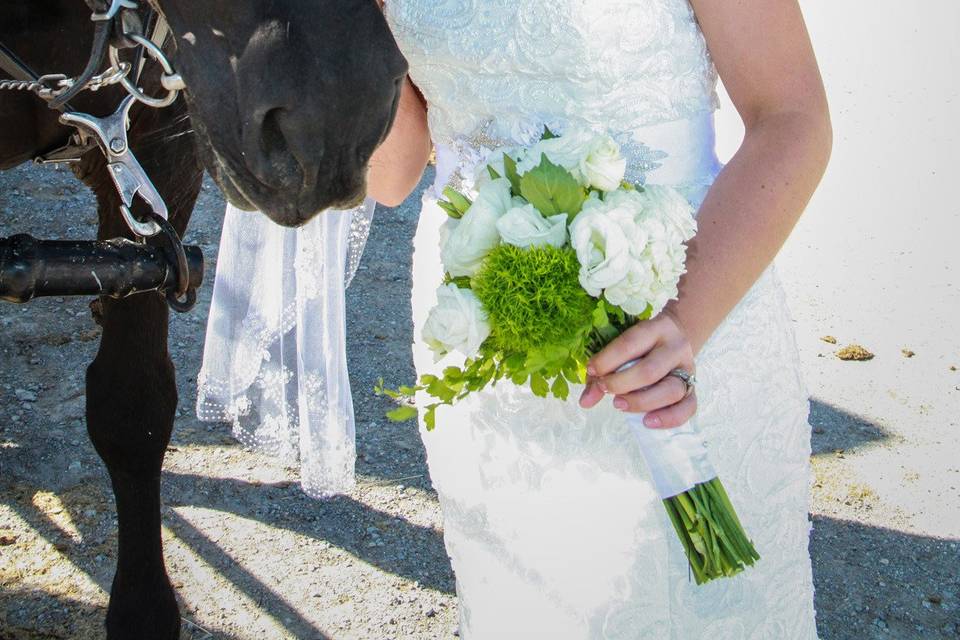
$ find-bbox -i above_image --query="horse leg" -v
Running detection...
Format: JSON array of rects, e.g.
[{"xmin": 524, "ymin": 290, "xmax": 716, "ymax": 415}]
[{"xmin": 74, "ymin": 102, "xmax": 202, "ymax": 640}]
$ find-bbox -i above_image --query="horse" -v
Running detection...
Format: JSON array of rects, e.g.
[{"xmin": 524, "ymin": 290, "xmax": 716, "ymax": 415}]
[{"xmin": 0, "ymin": 1, "xmax": 406, "ymax": 638}]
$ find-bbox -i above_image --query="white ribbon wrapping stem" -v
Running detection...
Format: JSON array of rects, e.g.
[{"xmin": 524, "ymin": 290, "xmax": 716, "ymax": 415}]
[{"xmin": 617, "ymin": 360, "xmax": 717, "ymax": 498}]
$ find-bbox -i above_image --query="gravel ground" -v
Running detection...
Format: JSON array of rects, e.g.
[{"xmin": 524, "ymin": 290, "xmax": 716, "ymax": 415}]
[{"xmin": 1, "ymin": 158, "xmax": 958, "ymax": 639}]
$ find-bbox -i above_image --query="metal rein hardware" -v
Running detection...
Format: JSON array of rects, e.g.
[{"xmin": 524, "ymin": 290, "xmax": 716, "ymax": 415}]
[{"xmin": 0, "ymin": 0, "xmax": 198, "ymax": 311}]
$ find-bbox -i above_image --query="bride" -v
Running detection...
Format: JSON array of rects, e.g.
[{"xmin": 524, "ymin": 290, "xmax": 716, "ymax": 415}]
[{"xmin": 378, "ymin": 0, "xmax": 831, "ymax": 637}]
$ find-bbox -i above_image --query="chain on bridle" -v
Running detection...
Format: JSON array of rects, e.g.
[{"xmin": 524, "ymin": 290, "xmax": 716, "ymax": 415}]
[{"xmin": 0, "ymin": 0, "xmax": 196, "ymax": 312}]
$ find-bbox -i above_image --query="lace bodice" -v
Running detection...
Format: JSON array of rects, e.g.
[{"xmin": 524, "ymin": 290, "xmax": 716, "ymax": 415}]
[{"xmin": 386, "ymin": 0, "xmax": 719, "ymax": 148}]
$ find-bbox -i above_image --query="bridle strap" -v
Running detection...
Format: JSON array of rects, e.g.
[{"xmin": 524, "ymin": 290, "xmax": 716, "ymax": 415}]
[{"xmin": 0, "ymin": 40, "xmax": 37, "ymax": 83}]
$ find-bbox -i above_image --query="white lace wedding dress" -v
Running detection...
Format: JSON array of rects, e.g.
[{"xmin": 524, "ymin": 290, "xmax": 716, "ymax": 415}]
[{"xmin": 386, "ymin": 1, "xmax": 818, "ymax": 638}]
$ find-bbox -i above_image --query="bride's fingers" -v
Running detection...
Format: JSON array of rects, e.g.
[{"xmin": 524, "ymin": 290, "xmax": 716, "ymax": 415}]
[
  {"xmin": 598, "ymin": 343, "xmax": 679, "ymax": 396},
  {"xmin": 587, "ymin": 320, "xmax": 660, "ymax": 377},
  {"xmin": 612, "ymin": 375, "xmax": 687, "ymax": 413},
  {"xmin": 643, "ymin": 392, "xmax": 698, "ymax": 429},
  {"xmin": 579, "ymin": 379, "xmax": 605, "ymax": 408}
]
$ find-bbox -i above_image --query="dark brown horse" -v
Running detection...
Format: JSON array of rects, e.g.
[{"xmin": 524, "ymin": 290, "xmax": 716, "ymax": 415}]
[{"xmin": 0, "ymin": 1, "xmax": 405, "ymax": 637}]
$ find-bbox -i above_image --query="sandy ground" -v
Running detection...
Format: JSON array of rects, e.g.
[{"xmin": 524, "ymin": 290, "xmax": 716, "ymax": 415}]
[{"xmin": 2, "ymin": 2, "xmax": 960, "ymax": 639}]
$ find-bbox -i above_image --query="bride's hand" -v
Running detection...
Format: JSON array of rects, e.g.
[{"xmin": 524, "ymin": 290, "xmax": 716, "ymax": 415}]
[{"xmin": 579, "ymin": 310, "xmax": 697, "ymax": 429}]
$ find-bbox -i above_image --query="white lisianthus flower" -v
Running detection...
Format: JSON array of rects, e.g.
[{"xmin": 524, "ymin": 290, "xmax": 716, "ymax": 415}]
[
  {"xmin": 441, "ymin": 178, "xmax": 513, "ymax": 277},
  {"xmin": 579, "ymin": 134, "xmax": 627, "ymax": 191},
  {"xmin": 588, "ymin": 186, "xmax": 695, "ymax": 315},
  {"xmin": 604, "ymin": 260, "xmax": 657, "ymax": 316},
  {"xmin": 636, "ymin": 184, "xmax": 698, "ymax": 242},
  {"xmin": 569, "ymin": 195, "xmax": 635, "ymax": 296},
  {"xmin": 422, "ymin": 284, "xmax": 491, "ymax": 361},
  {"xmin": 496, "ymin": 204, "xmax": 569, "ymax": 248}
]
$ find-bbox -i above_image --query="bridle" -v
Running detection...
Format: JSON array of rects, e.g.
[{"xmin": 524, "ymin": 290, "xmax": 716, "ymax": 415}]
[{"xmin": 0, "ymin": 0, "xmax": 197, "ymax": 312}]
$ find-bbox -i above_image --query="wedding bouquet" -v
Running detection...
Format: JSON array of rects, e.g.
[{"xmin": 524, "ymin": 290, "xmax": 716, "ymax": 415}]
[{"xmin": 378, "ymin": 128, "xmax": 759, "ymax": 584}]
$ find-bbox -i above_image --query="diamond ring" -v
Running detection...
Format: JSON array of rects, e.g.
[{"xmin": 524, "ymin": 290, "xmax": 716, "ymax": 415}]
[{"xmin": 668, "ymin": 368, "xmax": 696, "ymax": 398}]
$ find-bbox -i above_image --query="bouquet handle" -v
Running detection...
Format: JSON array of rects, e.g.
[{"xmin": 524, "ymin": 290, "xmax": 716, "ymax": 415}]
[{"xmin": 625, "ymin": 413, "xmax": 717, "ymax": 499}]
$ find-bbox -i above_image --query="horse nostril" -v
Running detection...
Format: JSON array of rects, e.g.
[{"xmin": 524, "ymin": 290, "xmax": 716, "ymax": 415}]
[
  {"xmin": 251, "ymin": 107, "xmax": 319, "ymax": 191},
  {"xmin": 260, "ymin": 108, "xmax": 287, "ymax": 160}
]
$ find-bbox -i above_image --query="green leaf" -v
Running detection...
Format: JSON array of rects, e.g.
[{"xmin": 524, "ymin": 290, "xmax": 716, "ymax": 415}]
[
  {"xmin": 442, "ymin": 187, "xmax": 473, "ymax": 215},
  {"xmin": 443, "ymin": 367, "xmax": 465, "ymax": 382},
  {"xmin": 543, "ymin": 344, "xmax": 569, "ymax": 364},
  {"xmin": 386, "ymin": 405, "xmax": 418, "ymax": 422},
  {"xmin": 487, "ymin": 164, "xmax": 502, "ymax": 180},
  {"xmin": 426, "ymin": 379, "xmax": 457, "ymax": 403},
  {"xmin": 592, "ymin": 301, "xmax": 610, "ymax": 329},
  {"xmin": 437, "ymin": 199, "xmax": 463, "ymax": 219},
  {"xmin": 520, "ymin": 154, "xmax": 586, "ymax": 217},
  {"xmin": 504, "ymin": 353, "xmax": 526, "ymax": 371},
  {"xmin": 510, "ymin": 371, "xmax": 528, "ymax": 386},
  {"xmin": 523, "ymin": 349, "xmax": 548, "ymax": 373},
  {"xmin": 424, "ymin": 404, "xmax": 439, "ymax": 431},
  {"xmin": 443, "ymin": 274, "xmax": 473, "ymax": 289},
  {"xmin": 550, "ymin": 375, "xmax": 570, "ymax": 400},
  {"xmin": 502, "ymin": 153, "xmax": 522, "ymax": 195},
  {"xmin": 563, "ymin": 360, "xmax": 587, "ymax": 385},
  {"xmin": 541, "ymin": 126, "xmax": 559, "ymax": 140},
  {"xmin": 530, "ymin": 373, "xmax": 550, "ymax": 398}
]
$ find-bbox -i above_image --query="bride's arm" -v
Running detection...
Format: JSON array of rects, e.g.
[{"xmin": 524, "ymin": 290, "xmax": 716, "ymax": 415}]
[
  {"xmin": 366, "ymin": 1, "xmax": 432, "ymax": 207},
  {"xmin": 583, "ymin": 0, "xmax": 831, "ymax": 427},
  {"xmin": 366, "ymin": 75, "xmax": 432, "ymax": 207},
  {"xmin": 666, "ymin": 0, "xmax": 832, "ymax": 352}
]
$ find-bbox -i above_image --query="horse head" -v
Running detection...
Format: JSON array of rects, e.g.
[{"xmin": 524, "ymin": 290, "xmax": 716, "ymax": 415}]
[{"xmin": 154, "ymin": 0, "xmax": 407, "ymax": 226}]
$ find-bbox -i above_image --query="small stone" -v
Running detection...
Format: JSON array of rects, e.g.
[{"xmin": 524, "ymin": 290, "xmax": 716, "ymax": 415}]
[
  {"xmin": 901, "ymin": 349, "xmax": 915, "ymax": 358},
  {"xmin": 425, "ymin": 608, "xmax": 437, "ymax": 618},
  {"xmin": 68, "ymin": 461, "xmax": 82, "ymax": 473},
  {"xmin": 14, "ymin": 389, "xmax": 37, "ymax": 402},
  {"xmin": 820, "ymin": 335, "xmax": 838, "ymax": 344},
  {"xmin": 836, "ymin": 345, "xmax": 875, "ymax": 361},
  {"xmin": 950, "ymin": 366, "xmax": 957, "ymax": 372},
  {"xmin": 77, "ymin": 329, "xmax": 100, "ymax": 342},
  {"xmin": 0, "ymin": 534, "xmax": 17, "ymax": 546},
  {"xmin": 813, "ymin": 427, "xmax": 825, "ymax": 435},
  {"xmin": 880, "ymin": 557, "xmax": 889, "ymax": 565},
  {"xmin": 926, "ymin": 594, "xmax": 943, "ymax": 605}
]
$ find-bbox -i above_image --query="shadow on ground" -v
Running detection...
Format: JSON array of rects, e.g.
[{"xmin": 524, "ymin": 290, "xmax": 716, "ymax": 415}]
[
  {"xmin": 811, "ymin": 516, "xmax": 959, "ymax": 639},
  {"xmin": 809, "ymin": 397, "xmax": 892, "ymax": 456}
]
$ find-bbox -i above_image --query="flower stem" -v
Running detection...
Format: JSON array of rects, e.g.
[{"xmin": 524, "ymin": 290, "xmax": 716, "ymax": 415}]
[{"xmin": 662, "ymin": 479, "xmax": 759, "ymax": 584}]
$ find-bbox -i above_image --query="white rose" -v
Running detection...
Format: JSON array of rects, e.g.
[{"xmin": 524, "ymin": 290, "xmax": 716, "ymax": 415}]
[
  {"xmin": 496, "ymin": 204, "xmax": 569, "ymax": 248},
  {"xmin": 569, "ymin": 196, "xmax": 636, "ymax": 296},
  {"xmin": 579, "ymin": 134, "xmax": 627, "ymax": 191},
  {"xmin": 421, "ymin": 284, "xmax": 491, "ymax": 361},
  {"xmin": 516, "ymin": 130, "xmax": 594, "ymax": 181},
  {"xmin": 440, "ymin": 178, "xmax": 513, "ymax": 277}
]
